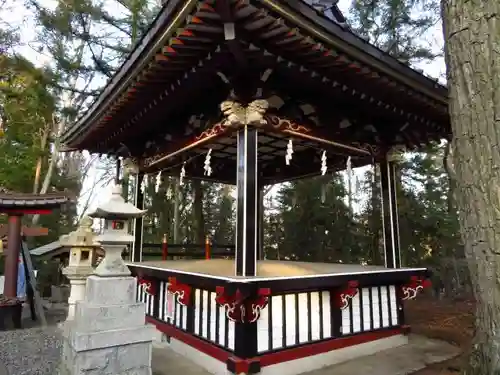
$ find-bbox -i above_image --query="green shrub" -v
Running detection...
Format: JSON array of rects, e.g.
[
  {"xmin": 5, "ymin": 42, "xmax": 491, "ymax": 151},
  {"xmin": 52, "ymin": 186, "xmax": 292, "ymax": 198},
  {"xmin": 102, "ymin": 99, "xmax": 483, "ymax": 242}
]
[{"xmin": 36, "ymin": 259, "xmax": 65, "ymax": 297}]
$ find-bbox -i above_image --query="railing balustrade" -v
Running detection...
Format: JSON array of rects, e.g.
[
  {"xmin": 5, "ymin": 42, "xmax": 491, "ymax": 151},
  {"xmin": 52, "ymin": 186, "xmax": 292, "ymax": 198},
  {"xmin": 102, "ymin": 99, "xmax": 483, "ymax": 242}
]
[
  {"xmin": 129, "ymin": 264, "xmax": 407, "ymax": 360},
  {"xmin": 136, "ymin": 242, "xmax": 235, "ymax": 261}
]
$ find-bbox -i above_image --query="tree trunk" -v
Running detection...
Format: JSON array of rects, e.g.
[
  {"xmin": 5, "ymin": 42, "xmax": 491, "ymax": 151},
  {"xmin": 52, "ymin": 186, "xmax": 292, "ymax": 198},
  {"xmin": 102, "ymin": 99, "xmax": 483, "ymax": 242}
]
[
  {"xmin": 122, "ymin": 169, "xmax": 129, "ymax": 202},
  {"xmin": 33, "ymin": 125, "xmax": 49, "ymax": 194},
  {"xmin": 442, "ymin": 1, "xmax": 500, "ymax": 373},
  {"xmin": 173, "ymin": 177, "xmax": 180, "ymax": 243},
  {"xmin": 443, "ymin": 140, "xmax": 456, "ymax": 215},
  {"xmin": 192, "ymin": 180, "xmax": 205, "ymax": 244},
  {"xmin": 371, "ymin": 165, "xmax": 382, "ymax": 265},
  {"xmin": 347, "ymin": 158, "xmax": 353, "ymax": 216},
  {"xmin": 32, "ymin": 118, "xmax": 63, "ymax": 226}
]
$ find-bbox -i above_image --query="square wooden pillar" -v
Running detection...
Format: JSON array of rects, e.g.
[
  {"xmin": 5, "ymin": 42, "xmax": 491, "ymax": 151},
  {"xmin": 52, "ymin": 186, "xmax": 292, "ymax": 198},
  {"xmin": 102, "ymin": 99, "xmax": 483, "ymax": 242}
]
[
  {"xmin": 379, "ymin": 158, "xmax": 401, "ymax": 268},
  {"xmin": 257, "ymin": 186, "xmax": 265, "ymax": 261},
  {"xmin": 235, "ymin": 126, "xmax": 258, "ymax": 277},
  {"xmin": 131, "ymin": 171, "xmax": 145, "ymax": 262}
]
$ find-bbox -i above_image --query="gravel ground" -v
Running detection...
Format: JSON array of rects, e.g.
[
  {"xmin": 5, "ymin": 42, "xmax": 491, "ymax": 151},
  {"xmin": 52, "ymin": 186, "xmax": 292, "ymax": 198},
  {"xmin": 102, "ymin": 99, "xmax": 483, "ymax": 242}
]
[
  {"xmin": 0, "ymin": 305, "xmax": 66, "ymax": 375},
  {"xmin": 0, "ymin": 326, "xmax": 62, "ymax": 375}
]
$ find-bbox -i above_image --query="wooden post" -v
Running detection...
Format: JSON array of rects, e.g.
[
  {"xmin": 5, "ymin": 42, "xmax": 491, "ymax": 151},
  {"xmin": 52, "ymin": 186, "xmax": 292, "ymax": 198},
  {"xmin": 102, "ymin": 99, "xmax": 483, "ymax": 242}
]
[
  {"xmin": 115, "ymin": 158, "xmax": 121, "ymax": 184},
  {"xmin": 162, "ymin": 234, "xmax": 168, "ymax": 260},
  {"xmin": 235, "ymin": 126, "xmax": 258, "ymax": 276},
  {"xmin": 205, "ymin": 235, "xmax": 211, "ymax": 260},
  {"xmin": 3, "ymin": 215, "xmax": 22, "ymax": 298},
  {"xmin": 379, "ymin": 156, "xmax": 401, "ymax": 268},
  {"xmin": 132, "ymin": 171, "xmax": 145, "ymax": 262}
]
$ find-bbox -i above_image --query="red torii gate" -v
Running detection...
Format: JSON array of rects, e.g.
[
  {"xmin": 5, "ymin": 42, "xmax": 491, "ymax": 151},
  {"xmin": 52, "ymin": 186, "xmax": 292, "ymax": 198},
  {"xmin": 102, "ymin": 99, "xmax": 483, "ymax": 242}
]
[{"xmin": 0, "ymin": 190, "xmax": 72, "ymax": 299}]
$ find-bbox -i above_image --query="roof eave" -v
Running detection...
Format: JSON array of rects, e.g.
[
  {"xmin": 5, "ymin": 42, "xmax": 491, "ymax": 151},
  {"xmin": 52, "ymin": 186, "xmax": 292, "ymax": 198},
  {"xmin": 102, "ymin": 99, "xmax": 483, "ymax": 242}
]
[
  {"xmin": 264, "ymin": 0, "xmax": 447, "ymax": 100},
  {"xmin": 61, "ymin": 0, "xmax": 198, "ymax": 148},
  {"xmin": 62, "ymin": 0, "xmax": 448, "ymax": 150}
]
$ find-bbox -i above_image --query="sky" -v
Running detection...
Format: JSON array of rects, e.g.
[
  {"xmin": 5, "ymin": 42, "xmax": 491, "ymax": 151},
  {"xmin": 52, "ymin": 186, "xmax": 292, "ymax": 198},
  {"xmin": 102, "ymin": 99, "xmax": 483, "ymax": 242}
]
[{"xmin": 3, "ymin": 0, "xmax": 446, "ymax": 216}]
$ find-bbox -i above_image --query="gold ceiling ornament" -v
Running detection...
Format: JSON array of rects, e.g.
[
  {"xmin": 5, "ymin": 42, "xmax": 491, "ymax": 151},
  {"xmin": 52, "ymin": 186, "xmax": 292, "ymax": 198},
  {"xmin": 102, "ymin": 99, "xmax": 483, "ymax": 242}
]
[
  {"xmin": 350, "ymin": 142, "xmax": 379, "ymax": 156},
  {"xmin": 122, "ymin": 157, "xmax": 140, "ymax": 174},
  {"xmin": 387, "ymin": 145, "xmax": 406, "ymax": 162},
  {"xmin": 220, "ymin": 99, "xmax": 269, "ymax": 128}
]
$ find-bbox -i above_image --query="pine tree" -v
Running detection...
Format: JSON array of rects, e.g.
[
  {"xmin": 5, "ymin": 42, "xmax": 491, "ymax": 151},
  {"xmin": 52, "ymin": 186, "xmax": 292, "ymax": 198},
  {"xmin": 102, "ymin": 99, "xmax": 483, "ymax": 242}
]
[
  {"xmin": 442, "ymin": 0, "xmax": 500, "ymax": 372},
  {"xmin": 349, "ymin": 0, "xmax": 440, "ymax": 64}
]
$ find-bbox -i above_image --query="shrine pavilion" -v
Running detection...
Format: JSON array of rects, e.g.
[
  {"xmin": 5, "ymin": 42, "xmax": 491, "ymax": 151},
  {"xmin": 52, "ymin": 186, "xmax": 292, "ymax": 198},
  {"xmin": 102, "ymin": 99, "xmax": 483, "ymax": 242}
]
[{"xmin": 60, "ymin": 1, "xmax": 449, "ymax": 374}]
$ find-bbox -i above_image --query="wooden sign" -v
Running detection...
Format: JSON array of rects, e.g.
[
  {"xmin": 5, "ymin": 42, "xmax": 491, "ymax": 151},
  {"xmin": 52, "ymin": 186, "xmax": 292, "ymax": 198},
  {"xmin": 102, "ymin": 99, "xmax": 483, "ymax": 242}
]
[
  {"xmin": 0, "ymin": 226, "xmax": 48, "ymax": 238},
  {"xmin": 21, "ymin": 241, "xmax": 46, "ymax": 326}
]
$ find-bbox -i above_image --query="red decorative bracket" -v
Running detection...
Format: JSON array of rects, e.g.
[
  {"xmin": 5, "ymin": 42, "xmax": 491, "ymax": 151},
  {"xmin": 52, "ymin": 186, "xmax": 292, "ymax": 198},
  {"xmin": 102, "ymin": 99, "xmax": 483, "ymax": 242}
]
[
  {"xmin": 194, "ymin": 122, "xmax": 227, "ymax": 140},
  {"xmin": 215, "ymin": 287, "xmax": 271, "ymax": 323},
  {"xmin": 336, "ymin": 280, "xmax": 359, "ymax": 310},
  {"xmin": 167, "ymin": 277, "xmax": 192, "ymax": 306},
  {"xmin": 401, "ymin": 276, "xmax": 432, "ymax": 300},
  {"xmin": 138, "ymin": 278, "xmax": 156, "ymax": 296}
]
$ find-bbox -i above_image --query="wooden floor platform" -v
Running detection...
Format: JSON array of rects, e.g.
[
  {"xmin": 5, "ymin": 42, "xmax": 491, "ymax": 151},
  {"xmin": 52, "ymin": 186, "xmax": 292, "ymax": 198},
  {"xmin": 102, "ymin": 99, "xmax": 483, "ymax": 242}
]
[{"xmin": 129, "ymin": 259, "xmax": 419, "ymax": 278}]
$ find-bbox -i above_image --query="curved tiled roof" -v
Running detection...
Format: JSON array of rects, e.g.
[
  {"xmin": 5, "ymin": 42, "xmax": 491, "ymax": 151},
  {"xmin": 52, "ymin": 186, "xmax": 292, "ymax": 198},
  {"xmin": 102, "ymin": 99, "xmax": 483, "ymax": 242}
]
[{"xmin": 0, "ymin": 191, "xmax": 74, "ymax": 210}]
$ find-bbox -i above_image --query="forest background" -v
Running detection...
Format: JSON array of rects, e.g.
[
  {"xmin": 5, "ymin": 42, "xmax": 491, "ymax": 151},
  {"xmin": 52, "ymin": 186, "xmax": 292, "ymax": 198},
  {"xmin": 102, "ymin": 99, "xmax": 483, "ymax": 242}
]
[{"xmin": 0, "ymin": 0, "xmax": 468, "ymax": 297}]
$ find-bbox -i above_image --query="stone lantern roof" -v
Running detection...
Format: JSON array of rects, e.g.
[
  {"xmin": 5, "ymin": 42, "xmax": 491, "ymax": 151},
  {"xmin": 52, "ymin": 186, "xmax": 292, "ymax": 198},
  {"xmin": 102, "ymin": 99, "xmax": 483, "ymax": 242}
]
[
  {"xmin": 59, "ymin": 216, "xmax": 97, "ymax": 248},
  {"xmin": 88, "ymin": 184, "xmax": 147, "ymax": 246},
  {"xmin": 88, "ymin": 185, "xmax": 147, "ymax": 220}
]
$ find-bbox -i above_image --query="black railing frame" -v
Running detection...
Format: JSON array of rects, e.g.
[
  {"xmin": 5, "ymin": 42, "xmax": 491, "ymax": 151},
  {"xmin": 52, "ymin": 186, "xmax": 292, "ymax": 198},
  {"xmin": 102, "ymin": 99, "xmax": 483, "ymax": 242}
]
[{"xmin": 130, "ymin": 264, "xmax": 422, "ymax": 361}]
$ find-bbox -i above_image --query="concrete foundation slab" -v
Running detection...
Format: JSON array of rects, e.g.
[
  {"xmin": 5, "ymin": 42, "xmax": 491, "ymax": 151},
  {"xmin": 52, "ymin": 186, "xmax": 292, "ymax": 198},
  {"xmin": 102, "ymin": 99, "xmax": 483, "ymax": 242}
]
[
  {"xmin": 151, "ymin": 335, "xmax": 460, "ymax": 375},
  {"xmin": 301, "ymin": 335, "xmax": 460, "ymax": 375}
]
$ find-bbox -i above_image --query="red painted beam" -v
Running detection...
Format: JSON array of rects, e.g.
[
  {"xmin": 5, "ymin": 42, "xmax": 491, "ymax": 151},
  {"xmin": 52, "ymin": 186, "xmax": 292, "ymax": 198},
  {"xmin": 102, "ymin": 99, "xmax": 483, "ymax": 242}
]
[
  {"xmin": 0, "ymin": 225, "xmax": 48, "ymax": 237},
  {"xmin": 146, "ymin": 316, "xmax": 230, "ymax": 364},
  {"xmin": 259, "ymin": 327, "xmax": 405, "ymax": 367},
  {"xmin": 0, "ymin": 209, "xmax": 52, "ymax": 215}
]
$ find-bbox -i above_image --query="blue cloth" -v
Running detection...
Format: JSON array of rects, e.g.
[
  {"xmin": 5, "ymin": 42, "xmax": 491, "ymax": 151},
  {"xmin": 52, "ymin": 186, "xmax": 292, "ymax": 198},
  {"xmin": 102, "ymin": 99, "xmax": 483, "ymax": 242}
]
[{"xmin": 17, "ymin": 258, "xmax": 26, "ymax": 299}]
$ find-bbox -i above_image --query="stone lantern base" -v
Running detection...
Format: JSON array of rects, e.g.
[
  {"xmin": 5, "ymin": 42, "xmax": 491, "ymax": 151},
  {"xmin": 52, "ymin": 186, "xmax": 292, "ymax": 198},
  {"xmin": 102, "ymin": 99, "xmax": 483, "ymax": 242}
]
[
  {"xmin": 62, "ymin": 266, "xmax": 94, "ymax": 321},
  {"xmin": 58, "ymin": 275, "xmax": 154, "ymax": 375}
]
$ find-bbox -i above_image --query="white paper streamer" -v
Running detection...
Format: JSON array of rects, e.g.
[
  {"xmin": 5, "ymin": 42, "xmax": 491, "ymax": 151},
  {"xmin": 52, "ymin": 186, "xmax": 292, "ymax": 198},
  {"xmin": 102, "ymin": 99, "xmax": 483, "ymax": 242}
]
[
  {"xmin": 204, "ymin": 149, "xmax": 213, "ymax": 176},
  {"xmin": 321, "ymin": 151, "xmax": 327, "ymax": 176},
  {"xmin": 155, "ymin": 171, "xmax": 162, "ymax": 193},
  {"xmin": 180, "ymin": 163, "xmax": 186, "ymax": 186},
  {"xmin": 140, "ymin": 175, "xmax": 148, "ymax": 193},
  {"xmin": 285, "ymin": 139, "xmax": 293, "ymax": 165}
]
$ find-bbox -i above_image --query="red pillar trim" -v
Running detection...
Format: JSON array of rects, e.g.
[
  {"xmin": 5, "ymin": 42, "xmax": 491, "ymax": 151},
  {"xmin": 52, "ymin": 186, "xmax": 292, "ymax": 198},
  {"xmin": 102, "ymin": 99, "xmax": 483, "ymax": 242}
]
[
  {"xmin": 167, "ymin": 277, "xmax": 192, "ymax": 306},
  {"xmin": 258, "ymin": 327, "xmax": 404, "ymax": 367},
  {"xmin": 0, "ymin": 209, "xmax": 52, "ymax": 215},
  {"xmin": 226, "ymin": 356, "xmax": 261, "ymax": 375},
  {"xmin": 3, "ymin": 214, "xmax": 22, "ymax": 299},
  {"xmin": 335, "ymin": 280, "xmax": 359, "ymax": 310},
  {"xmin": 146, "ymin": 316, "xmax": 230, "ymax": 363},
  {"xmin": 137, "ymin": 278, "xmax": 156, "ymax": 295},
  {"xmin": 400, "ymin": 276, "xmax": 431, "ymax": 300},
  {"xmin": 161, "ymin": 234, "xmax": 168, "ymax": 260},
  {"xmin": 215, "ymin": 287, "xmax": 271, "ymax": 323},
  {"xmin": 205, "ymin": 236, "xmax": 211, "ymax": 260}
]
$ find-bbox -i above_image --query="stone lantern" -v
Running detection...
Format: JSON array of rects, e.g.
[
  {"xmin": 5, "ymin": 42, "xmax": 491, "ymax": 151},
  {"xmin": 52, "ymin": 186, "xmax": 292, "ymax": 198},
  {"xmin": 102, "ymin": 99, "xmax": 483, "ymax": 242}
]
[
  {"xmin": 59, "ymin": 185, "xmax": 154, "ymax": 375},
  {"xmin": 88, "ymin": 184, "xmax": 146, "ymax": 277},
  {"xmin": 60, "ymin": 216, "xmax": 98, "ymax": 321}
]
